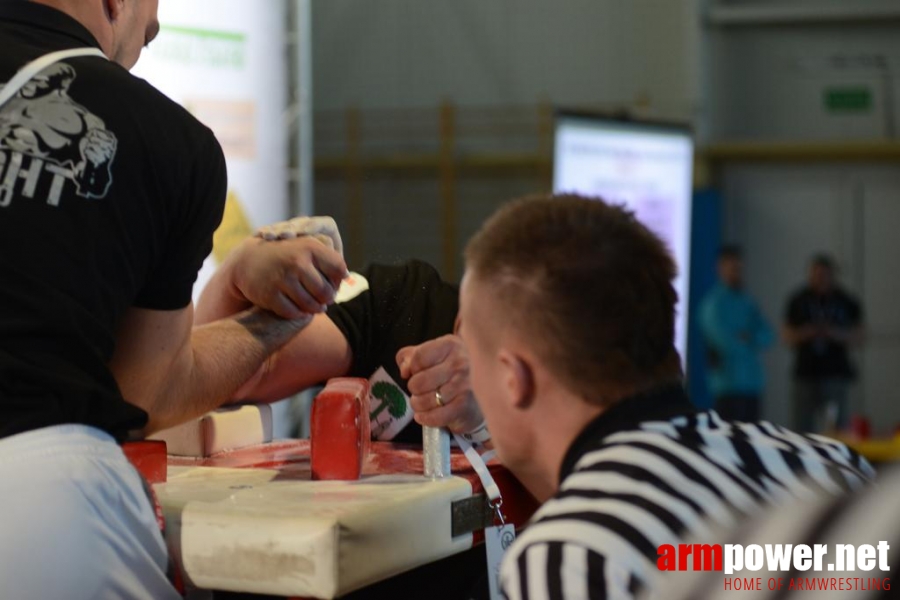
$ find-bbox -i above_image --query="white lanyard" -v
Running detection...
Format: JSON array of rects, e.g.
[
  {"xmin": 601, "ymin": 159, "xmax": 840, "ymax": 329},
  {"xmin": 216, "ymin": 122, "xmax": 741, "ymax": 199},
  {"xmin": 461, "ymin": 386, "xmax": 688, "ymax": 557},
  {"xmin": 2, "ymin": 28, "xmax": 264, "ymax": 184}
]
[
  {"xmin": 453, "ymin": 432, "xmax": 515, "ymax": 600},
  {"xmin": 0, "ymin": 48, "xmax": 107, "ymax": 109},
  {"xmin": 453, "ymin": 432, "xmax": 504, "ymax": 520}
]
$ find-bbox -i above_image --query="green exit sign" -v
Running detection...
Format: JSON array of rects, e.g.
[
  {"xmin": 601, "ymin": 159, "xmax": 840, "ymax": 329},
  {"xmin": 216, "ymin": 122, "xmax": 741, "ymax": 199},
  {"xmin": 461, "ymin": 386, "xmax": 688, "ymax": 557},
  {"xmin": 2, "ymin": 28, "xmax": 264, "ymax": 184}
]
[{"xmin": 824, "ymin": 87, "xmax": 873, "ymax": 113}]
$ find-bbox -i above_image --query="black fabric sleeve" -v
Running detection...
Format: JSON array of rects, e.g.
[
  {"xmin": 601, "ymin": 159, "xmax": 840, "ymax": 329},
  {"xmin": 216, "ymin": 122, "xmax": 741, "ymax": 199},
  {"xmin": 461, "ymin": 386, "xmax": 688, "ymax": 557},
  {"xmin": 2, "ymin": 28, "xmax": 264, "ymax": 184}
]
[
  {"xmin": 324, "ymin": 263, "xmax": 393, "ymax": 380},
  {"xmin": 326, "ymin": 260, "xmax": 459, "ymax": 383},
  {"xmin": 785, "ymin": 292, "xmax": 806, "ymax": 326},
  {"xmin": 134, "ymin": 131, "xmax": 227, "ymax": 310}
]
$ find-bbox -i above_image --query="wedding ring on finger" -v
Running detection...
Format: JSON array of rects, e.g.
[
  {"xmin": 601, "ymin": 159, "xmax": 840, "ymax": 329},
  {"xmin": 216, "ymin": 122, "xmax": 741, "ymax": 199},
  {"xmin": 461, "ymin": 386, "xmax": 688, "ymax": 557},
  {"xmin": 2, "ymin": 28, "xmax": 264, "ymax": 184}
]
[{"xmin": 435, "ymin": 388, "xmax": 444, "ymax": 408}]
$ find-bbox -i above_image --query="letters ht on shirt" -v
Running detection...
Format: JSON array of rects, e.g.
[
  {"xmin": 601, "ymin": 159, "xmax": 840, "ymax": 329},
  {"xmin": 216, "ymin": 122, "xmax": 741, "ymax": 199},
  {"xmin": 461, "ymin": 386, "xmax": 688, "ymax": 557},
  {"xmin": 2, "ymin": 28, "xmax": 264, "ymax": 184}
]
[{"xmin": 0, "ymin": 151, "xmax": 76, "ymax": 207}]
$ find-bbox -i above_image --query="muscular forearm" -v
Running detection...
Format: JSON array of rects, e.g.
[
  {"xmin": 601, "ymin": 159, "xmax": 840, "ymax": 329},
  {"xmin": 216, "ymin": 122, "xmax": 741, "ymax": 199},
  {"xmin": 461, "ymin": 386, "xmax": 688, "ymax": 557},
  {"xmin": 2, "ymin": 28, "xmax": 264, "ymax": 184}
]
[
  {"xmin": 157, "ymin": 309, "xmax": 310, "ymax": 432},
  {"xmin": 119, "ymin": 308, "xmax": 311, "ymax": 435},
  {"xmin": 230, "ymin": 313, "xmax": 353, "ymax": 403}
]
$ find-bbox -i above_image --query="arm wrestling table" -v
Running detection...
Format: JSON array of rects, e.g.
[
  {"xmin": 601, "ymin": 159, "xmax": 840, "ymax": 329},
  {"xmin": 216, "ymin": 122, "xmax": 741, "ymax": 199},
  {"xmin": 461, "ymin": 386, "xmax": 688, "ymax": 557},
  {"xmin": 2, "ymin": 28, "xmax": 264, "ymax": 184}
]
[{"xmin": 154, "ymin": 440, "xmax": 537, "ymax": 599}]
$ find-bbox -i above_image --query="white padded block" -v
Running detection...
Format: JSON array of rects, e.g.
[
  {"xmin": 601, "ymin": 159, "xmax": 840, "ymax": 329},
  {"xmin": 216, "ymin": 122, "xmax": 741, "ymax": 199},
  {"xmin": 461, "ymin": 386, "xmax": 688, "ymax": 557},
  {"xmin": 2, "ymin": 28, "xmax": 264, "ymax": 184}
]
[
  {"xmin": 155, "ymin": 466, "xmax": 473, "ymax": 598},
  {"xmin": 150, "ymin": 404, "xmax": 273, "ymax": 457}
]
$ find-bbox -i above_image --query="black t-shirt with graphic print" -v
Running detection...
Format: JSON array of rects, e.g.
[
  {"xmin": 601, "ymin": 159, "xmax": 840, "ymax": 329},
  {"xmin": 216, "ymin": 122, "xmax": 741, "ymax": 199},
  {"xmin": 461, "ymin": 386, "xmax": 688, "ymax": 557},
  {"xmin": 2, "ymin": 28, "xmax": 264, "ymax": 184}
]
[
  {"xmin": 0, "ymin": 3, "xmax": 227, "ymax": 441},
  {"xmin": 785, "ymin": 286, "xmax": 862, "ymax": 380},
  {"xmin": 326, "ymin": 260, "xmax": 459, "ymax": 444}
]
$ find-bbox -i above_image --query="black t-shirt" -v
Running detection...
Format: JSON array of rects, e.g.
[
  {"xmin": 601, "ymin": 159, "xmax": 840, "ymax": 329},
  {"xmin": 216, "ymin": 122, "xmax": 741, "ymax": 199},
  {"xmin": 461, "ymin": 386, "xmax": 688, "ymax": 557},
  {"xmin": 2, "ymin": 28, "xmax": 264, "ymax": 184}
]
[
  {"xmin": 0, "ymin": 3, "xmax": 227, "ymax": 440},
  {"xmin": 785, "ymin": 286, "xmax": 862, "ymax": 379},
  {"xmin": 326, "ymin": 260, "xmax": 459, "ymax": 444}
]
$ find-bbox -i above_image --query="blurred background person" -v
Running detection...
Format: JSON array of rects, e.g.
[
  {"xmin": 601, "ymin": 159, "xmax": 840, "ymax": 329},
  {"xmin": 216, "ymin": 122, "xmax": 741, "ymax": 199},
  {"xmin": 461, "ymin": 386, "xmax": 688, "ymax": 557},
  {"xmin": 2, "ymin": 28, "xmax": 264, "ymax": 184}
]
[
  {"xmin": 699, "ymin": 245, "xmax": 774, "ymax": 422},
  {"xmin": 783, "ymin": 254, "xmax": 864, "ymax": 434}
]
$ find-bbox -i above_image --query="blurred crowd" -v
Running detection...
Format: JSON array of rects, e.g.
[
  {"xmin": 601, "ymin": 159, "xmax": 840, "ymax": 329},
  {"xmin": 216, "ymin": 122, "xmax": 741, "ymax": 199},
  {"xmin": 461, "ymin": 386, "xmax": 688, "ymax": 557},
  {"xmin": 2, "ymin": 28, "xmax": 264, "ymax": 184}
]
[{"xmin": 697, "ymin": 248, "xmax": 864, "ymax": 435}]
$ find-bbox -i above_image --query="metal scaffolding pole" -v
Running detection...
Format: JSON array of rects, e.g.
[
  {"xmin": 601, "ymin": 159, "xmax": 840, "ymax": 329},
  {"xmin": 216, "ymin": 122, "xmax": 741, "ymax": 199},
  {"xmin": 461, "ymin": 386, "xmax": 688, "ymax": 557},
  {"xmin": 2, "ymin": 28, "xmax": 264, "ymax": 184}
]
[
  {"xmin": 286, "ymin": 0, "xmax": 316, "ymax": 438},
  {"xmin": 288, "ymin": 0, "xmax": 314, "ymax": 217}
]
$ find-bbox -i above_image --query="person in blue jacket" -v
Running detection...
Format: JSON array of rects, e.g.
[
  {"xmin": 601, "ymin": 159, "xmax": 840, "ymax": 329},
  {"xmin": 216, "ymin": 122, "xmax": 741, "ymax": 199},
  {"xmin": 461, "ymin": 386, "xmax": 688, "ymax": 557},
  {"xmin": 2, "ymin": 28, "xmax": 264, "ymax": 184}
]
[{"xmin": 699, "ymin": 245, "xmax": 774, "ymax": 421}]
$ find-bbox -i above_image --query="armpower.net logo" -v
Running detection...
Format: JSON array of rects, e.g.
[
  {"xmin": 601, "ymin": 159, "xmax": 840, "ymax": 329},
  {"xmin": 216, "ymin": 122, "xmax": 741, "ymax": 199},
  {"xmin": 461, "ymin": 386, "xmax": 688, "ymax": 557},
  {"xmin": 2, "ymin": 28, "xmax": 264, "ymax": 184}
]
[{"xmin": 657, "ymin": 542, "xmax": 891, "ymax": 592}]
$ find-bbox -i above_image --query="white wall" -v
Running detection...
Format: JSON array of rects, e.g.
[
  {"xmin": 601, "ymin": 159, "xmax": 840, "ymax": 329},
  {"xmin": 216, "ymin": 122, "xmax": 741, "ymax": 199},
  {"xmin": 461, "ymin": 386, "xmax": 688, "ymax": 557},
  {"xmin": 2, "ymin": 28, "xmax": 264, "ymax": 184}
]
[
  {"xmin": 722, "ymin": 164, "xmax": 900, "ymax": 433},
  {"xmin": 313, "ymin": 0, "xmax": 702, "ymax": 120},
  {"xmin": 311, "ymin": 0, "xmax": 705, "ymax": 276},
  {"xmin": 709, "ymin": 22, "xmax": 900, "ymax": 140}
]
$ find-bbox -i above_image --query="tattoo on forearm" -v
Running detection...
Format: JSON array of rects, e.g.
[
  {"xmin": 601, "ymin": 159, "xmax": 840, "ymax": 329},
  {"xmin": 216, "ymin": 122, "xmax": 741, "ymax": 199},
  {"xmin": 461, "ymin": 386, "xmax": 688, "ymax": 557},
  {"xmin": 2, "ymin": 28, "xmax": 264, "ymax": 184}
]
[{"xmin": 235, "ymin": 309, "xmax": 309, "ymax": 349}]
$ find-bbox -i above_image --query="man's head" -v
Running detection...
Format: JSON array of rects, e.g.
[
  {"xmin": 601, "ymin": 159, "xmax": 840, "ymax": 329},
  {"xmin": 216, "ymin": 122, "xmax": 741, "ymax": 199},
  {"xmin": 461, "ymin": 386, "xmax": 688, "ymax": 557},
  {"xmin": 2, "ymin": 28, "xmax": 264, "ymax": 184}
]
[
  {"xmin": 32, "ymin": 0, "xmax": 160, "ymax": 69},
  {"xmin": 809, "ymin": 253, "xmax": 835, "ymax": 294},
  {"xmin": 459, "ymin": 194, "xmax": 681, "ymax": 486},
  {"xmin": 106, "ymin": 0, "xmax": 160, "ymax": 69},
  {"xmin": 717, "ymin": 244, "xmax": 743, "ymax": 290}
]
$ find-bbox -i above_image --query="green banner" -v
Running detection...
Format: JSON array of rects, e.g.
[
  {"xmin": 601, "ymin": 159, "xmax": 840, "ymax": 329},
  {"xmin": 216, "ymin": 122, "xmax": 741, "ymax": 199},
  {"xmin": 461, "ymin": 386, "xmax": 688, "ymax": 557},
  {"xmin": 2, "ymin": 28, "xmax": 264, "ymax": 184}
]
[{"xmin": 824, "ymin": 87, "xmax": 872, "ymax": 113}]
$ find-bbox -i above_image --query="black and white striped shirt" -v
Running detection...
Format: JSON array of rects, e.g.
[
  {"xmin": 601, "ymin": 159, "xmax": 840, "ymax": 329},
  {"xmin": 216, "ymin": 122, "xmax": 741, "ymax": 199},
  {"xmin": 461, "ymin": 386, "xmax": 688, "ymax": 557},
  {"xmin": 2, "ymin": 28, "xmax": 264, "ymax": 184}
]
[{"xmin": 499, "ymin": 386, "xmax": 875, "ymax": 600}]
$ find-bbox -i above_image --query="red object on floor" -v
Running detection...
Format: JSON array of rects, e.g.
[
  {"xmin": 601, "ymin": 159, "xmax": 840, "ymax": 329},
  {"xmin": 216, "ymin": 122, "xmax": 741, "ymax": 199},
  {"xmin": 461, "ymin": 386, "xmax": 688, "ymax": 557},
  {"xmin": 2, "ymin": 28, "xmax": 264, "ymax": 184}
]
[
  {"xmin": 310, "ymin": 377, "xmax": 371, "ymax": 480},
  {"xmin": 851, "ymin": 415, "xmax": 871, "ymax": 439},
  {"xmin": 122, "ymin": 439, "xmax": 168, "ymax": 484}
]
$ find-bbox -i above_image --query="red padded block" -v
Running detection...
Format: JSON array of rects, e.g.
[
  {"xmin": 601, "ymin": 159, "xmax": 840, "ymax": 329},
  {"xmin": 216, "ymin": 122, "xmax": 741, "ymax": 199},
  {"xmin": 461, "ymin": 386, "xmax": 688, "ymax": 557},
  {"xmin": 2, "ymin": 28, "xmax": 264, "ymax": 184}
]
[
  {"xmin": 310, "ymin": 377, "xmax": 370, "ymax": 480},
  {"xmin": 122, "ymin": 440, "xmax": 168, "ymax": 484}
]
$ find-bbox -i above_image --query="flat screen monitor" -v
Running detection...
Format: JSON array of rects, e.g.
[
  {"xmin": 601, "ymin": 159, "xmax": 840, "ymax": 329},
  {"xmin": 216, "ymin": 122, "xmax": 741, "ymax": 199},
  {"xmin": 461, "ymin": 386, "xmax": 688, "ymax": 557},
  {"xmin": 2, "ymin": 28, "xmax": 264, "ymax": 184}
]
[{"xmin": 553, "ymin": 111, "xmax": 693, "ymax": 363}]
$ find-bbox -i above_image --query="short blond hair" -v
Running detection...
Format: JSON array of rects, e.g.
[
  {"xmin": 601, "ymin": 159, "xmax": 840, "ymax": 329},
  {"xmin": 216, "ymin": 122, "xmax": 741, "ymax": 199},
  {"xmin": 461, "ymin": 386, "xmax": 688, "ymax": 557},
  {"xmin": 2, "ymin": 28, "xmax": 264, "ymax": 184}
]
[{"xmin": 464, "ymin": 194, "xmax": 682, "ymax": 403}]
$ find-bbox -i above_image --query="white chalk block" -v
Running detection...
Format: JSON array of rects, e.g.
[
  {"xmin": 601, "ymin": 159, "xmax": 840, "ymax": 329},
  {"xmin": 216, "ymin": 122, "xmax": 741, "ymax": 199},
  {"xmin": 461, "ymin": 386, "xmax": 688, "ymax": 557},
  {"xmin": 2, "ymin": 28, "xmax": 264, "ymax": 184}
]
[{"xmin": 150, "ymin": 404, "xmax": 274, "ymax": 457}]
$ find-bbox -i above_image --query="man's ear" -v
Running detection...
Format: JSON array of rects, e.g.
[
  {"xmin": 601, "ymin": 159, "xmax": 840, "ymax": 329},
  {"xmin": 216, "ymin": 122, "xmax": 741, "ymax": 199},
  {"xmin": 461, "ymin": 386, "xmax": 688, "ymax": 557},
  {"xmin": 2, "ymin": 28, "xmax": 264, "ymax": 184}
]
[
  {"xmin": 103, "ymin": 0, "xmax": 124, "ymax": 22},
  {"xmin": 498, "ymin": 349, "xmax": 535, "ymax": 410}
]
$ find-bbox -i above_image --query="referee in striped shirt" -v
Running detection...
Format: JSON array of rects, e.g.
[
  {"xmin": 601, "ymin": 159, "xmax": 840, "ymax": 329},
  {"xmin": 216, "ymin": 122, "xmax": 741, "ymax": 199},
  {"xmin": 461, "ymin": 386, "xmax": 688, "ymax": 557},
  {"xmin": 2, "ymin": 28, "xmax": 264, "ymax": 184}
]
[{"xmin": 459, "ymin": 194, "xmax": 874, "ymax": 600}]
